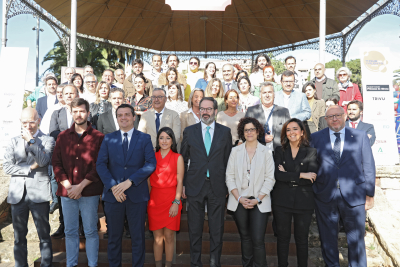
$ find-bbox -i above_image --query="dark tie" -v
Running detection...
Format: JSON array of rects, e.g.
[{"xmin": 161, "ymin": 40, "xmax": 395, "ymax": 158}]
[
  {"xmin": 226, "ymin": 83, "xmax": 231, "ymax": 91},
  {"xmin": 333, "ymin": 133, "xmax": 341, "ymax": 165},
  {"xmin": 123, "ymin": 133, "xmax": 128, "ymax": 160},
  {"xmin": 156, "ymin": 113, "xmax": 162, "ymax": 133}
]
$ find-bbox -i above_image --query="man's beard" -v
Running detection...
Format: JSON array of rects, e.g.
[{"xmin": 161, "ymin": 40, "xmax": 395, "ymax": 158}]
[
  {"xmin": 348, "ymin": 113, "xmax": 361, "ymax": 121},
  {"xmin": 201, "ymin": 114, "xmax": 215, "ymax": 125},
  {"xmin": 74, "ymin": 118, "xmax": 87, "ymax": 125}
]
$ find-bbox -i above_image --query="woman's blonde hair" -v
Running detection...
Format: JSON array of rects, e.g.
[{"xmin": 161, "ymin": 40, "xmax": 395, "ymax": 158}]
[
  {"xmin": 205, "ymin": 78, "xmax": 224, "ymax": 98},
  {"xmin": 94, "ymin": 81, "xmax": 110, "ymax": 104}
]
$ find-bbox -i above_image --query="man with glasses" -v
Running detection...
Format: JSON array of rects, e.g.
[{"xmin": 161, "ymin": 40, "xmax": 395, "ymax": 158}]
[
  {"xmin": 318, "ymin": 98, "xmax": 339, "ymax": 131},
  {"xmin": 311, "ymin": 63, "xmax": 340, "ymax": 101},
  {"xmin": 186, "ymin": 57, "xmax": 203, "ymax": 98},
  {"xmin": 180, "ymin": 97, "xmax": 232, "ymax": 267},
  {"xmin": 123, "ymin": 59, "xmax": 154, "ymax": 98},
  {"xmin": 274, "ymin": 70, "xmax": 311, "ymax": 121},
  {"xmin": 102, "ymin": 69, "xmax": 117, "ymax": 89},
  {"xmin": 310, "ymin": 105, "xmax": 375, "ymax": 267},
  {"xmin": 82, "ymin": 73, "xmax": 98, "ymax": 104},
  {"xmin": 138, "ymin": 88, "xmax": 181, "ymax": 148},
  {"xmin": 3, "ymin": 107, "xmax": 55, "ymax": 267},
  {"xmin": 62, "ymin": 67, "xmax": 76, "ymax": 85}
]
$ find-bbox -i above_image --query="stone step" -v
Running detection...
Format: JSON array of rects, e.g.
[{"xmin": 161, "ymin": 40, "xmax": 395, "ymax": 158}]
[{"xmin": 33, "ymin": 252, "xmax": 317, "ymax": 267}]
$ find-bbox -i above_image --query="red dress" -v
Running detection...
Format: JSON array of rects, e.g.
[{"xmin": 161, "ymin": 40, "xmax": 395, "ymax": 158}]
[{"xmin": 147, "ymin": 150, "xmax": 182, "ymax": 231}]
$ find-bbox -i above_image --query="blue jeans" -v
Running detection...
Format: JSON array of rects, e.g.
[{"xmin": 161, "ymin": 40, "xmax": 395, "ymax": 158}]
[
  {"xmin": 49, "ymin": 165, "xmax": 58, "ymax": 203},
  {"xmin": 61, "ymin": 195, "xmax": 100, "ymax": 267}
]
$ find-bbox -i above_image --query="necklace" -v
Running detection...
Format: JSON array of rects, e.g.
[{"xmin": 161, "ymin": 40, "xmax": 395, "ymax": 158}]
[{"xmin": 245, "ymin": 145, "xmax": 257, "ymax": 183}]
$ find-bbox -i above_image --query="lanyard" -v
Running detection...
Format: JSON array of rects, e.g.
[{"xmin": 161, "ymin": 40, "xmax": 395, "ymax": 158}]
[{"xmin": 264, "ymin": 104, "xmax": 275, "ymax": 134}]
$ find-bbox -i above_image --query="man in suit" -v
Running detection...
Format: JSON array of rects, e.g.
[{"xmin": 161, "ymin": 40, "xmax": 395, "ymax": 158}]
[
  {"xmin": 36, "ymin": 76, "xmax": 59, "ymax": 119},
  {"xmin": 97, "ymin": 88, "xmax": 125, "ymax": 134},
  {"xmin": 318, "ymin": 98, "xmax": 339, "ymax": 131},
  {"xmin": 102, "ymin": 69, "xmax": 117, "ymax": 89},
  {"xmin": 138, "ymin": 88, "xmax": 181, "ymax": 148},
  {"xmin": 3, "ymin": 108, "xmax": 55, "ymax": 267},
  {"xmin": 274, "ymin": 70, "xmax": 311, "ymax": 121},
  {"xmin": 61, "ymin": 67, "xmax": 75, "ymax": 85},
  {"xmin": 97, "ymin": 104, "xmax": 156, "ymax": 267},
  {"xmin": 246, "ymin": 82, "xmax": 291, "ymax": 150},
  {"xmin": 310, "ymin": 105, "xmax": 375, "ymax": 267},
  {"xmin": 346, "ymin": 100, "xmax": 376, "ymax": 146},
  {"xmin": 180, "ymin": 97, "xmax": 232, "ymax": 267},
  {"xmin": 48, "ymin": 84, "xmax": 79, "ymax": 238},
  {"xmin": 221, "ymin": 63, "xmax": 239, "ymax": 93}
]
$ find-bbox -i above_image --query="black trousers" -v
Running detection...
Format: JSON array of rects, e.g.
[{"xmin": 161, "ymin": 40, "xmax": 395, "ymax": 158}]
[
  {"xmin": 233, "ymin": 203, "xmax": 270, "ymax": 267},
  {"xmin": 187, "ymin": 180, "xmax": 226, "ymax": 267},
  {"xmin": 273, "ymin": 205, "xmax": 313, "ymax": 267}
]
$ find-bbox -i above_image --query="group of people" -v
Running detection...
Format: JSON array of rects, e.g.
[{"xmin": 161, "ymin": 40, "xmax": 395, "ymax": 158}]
[{"xmin": 5, "ymin": 53, "xmax": 376, "ymax": 267}]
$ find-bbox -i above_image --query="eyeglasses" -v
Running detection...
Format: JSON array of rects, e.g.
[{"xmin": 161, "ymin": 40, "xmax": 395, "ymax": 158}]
[
  {"xmin": 21, "ymin": 119, "xmax": 38, "ymax": 126},
  {"xmin": 282, "ymin": 81, "xmax": 294, "ymax": 84},
  {"xmin": 326, "ymin": 113, "xmax": 344, "ymax": 120},
  {"xmin": 338, "ymin": 74, "xmax": 348, "ymax": 77},
  {"xmin": 189, "ymin": 62, "xmax": 198, "ymax": 65},
  {"xmin": 151, "ymin": 96, "xmax": 166, "ymax": 100},
  {"xmin": 244, "ymin": 128, "xmax": 256, "ymax": 133},
  {"xmin": 200, "ymin": 107, "xmax": 214, "ymax": 112},
  {"xmin": 85, "ymin": 81, "xmax": 96, "ymax": 84}
]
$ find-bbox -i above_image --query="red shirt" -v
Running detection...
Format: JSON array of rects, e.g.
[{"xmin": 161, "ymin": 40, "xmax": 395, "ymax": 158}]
[{"xmin": 52, "ymin": 122, "xmax": 105, "ymax": 197}]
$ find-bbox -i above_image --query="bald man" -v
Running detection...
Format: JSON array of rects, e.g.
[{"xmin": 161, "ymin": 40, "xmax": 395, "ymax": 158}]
[
  {"xmin": 3, "ymin": 108, "xmax": 55, "ymax": 267},
  {"xmin": 312, "ymin": 63, "xmax": 340, "ymax": 101},
  {"xmin": 310, "ymin": 105, "xmax": 375, "ymax": 267}
]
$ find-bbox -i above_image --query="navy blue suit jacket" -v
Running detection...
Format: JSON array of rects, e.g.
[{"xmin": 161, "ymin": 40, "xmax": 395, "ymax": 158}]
[
  {"xmin": 96, "ymin": 129, "xmax": 156, "ymax": 203},
  {"xmin": 345, "ymin": 120, "xmax": 376, "ymax": 147},
  {"xmin": 36, "ymin": 96, "xmax": 58, "ymax": 119},
  {"xmin": 310, "ymin": 127, "xmax": 375, "ymax": 207}
]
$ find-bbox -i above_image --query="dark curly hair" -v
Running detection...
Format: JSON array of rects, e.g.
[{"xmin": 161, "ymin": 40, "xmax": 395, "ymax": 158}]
[
  {"xmin": 280, "ymin": 118, "xmax": 309, "ymax": 150},
  {"xmin": 237, "ymin": 117, "xmax": 264, "ymax": 142},
  {"xmin": 155, "ymin": 127, "xmax": 178, "ymax": 153}
]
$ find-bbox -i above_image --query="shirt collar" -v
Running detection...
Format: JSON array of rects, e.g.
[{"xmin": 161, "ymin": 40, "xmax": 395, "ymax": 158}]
[
  {"xmin": 201, "ymin": 121, "xmax": 215, "ymax": 131},
  {"xmin": 350, "ymin": 119, "xmax": 360, "ymax": 124},
  {"xmin": 121, "ymin": 127, "xmax": 134, "ymax": 138},
  {"xmin": 155, "ymin": 106, "xmax": 165, "ymax": 114},
  {"xmin": 329, "ymin": 126, "xmax": 345, "ymax": 136},
  {"xmin": 262, "ymin": 104, "xmax": 274, "ymax": 112},
  {"xmin": 33, "ymin": 130, "xmax": 39, "ymax": 138}
]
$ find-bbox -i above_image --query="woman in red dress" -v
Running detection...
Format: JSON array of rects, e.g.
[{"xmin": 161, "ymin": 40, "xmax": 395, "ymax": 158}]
[{"xmin": 148, "ymin": 126, "xmax": 184, "ymax": 267}]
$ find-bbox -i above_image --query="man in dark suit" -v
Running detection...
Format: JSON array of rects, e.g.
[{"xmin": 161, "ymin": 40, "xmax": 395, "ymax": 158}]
[
  {"xmin": 222, "ymin": 64, "xmax": 240, "ymax": 93},
  {"xmin": 245, "ymin": 82, "xmax": 290, "ymax": 150},
  {"xmin": 180, "ymin": 97, "xmax": 232, "ymax": 267},
  {"xmin": 36, "ymin": 76, "xmax": 58, "ymax": 119},
  {"xmin": 310, "ymin": 105, "xmax": 375, "ymax": 267},
  {"xmin": 96, "ymin": 88, "xmax": 124, "ymax": 134},
  {"xmin": 96, "ymin": 104, "xmax": 156, "ymax": 267},
  {"xmin": 346, "ymin": 100, "xmax": 376, "ymax": 146}
]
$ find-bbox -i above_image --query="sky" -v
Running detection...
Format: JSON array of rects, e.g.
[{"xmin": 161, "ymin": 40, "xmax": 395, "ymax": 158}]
[{"xmin": 0, "ymin": 3, "xmax": 399, "ymax": 91}]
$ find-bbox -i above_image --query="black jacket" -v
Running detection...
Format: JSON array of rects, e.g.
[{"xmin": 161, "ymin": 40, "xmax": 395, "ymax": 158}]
[{"xmin": 272, "ymin": 146, "xmax": 318, "ymax": 210}]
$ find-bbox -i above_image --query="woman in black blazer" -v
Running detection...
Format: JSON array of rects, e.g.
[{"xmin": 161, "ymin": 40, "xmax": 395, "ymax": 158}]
[{"xmin": 273, "ymin": 118, "xmax": 318, "ymax": 267}]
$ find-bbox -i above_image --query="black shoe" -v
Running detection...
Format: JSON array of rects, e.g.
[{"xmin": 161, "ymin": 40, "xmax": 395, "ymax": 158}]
[
  {"xmin": 103, "ymin": 231, "xmax": 108, "ymax": 239},
  {"xmin": 49, "ymin": 202, "xmax": 59, "ymax": 214},
  {"xmin": 51, "ymin": 225, "xmax": 65, "ymax": 239},
  {"xmin": 79, "ymin": 224, "xmax": 85, "ymax": 238},
  {"xmin": 125, "ymin": 229, "xmax": 131, "ymax": 238}
]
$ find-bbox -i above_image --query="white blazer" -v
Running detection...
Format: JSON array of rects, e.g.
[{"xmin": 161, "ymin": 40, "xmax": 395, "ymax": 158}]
[{"xmin": 225, "ymin": 142, "xmax": 275, "ymax": 213}]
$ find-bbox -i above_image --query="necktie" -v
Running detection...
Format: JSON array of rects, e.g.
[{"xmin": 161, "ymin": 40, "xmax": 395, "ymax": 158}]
[
  {"xmin": 350, "ymin": 121, "xmax": 357, "ymax": 129},
  {"xmin": 333, "ymin": 133, "xmax": 341, "ymax": 165},
  {"xmin": 123, "ymin": 133, "xmax": 128, "ymax": 160},
  {"xmin": 156, "ymin": 113, "xmax": 162, "ymax": 133},
  {"xmin": 226, "ymin": 83, "xmax": 231, "ymax": 91},
  {"xmin": 205, "ymin": 126, "xmax": 211, "ymax": 177}
]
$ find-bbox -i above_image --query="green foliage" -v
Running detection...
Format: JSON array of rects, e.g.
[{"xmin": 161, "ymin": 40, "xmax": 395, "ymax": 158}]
[
  {"xmin": 325, "ymin": 59, "xmax": 362, "ymax": 88},
  {"xmin": 268, "ymin": 53, "xmax": 285, "ymax": 75},
  {"xmin": 23, "ymin": 92, "xmax": 30, "ymax": 109}
]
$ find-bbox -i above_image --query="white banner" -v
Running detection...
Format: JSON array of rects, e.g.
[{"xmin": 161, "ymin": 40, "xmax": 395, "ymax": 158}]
[
  {"xmin": 360, "ymin": 48, "xmax": 399, "ymax": 165},
  {"xmin": 0, "ymin": 47, "xmax": 30, "ymax": 159}
]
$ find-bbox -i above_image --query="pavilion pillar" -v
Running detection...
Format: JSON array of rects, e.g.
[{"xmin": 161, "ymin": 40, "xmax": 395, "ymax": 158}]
[
  {"xmin": 342, "ymin": 35, "xmax": 346, "ymax": 66},
  {"xmin": 70, "ymin": 0, "xmax": 77, "ymax": 67},
  {"xmin": 2, "ymin": 0, "xmax": 7, "ymax": 48},
  {"xmin": 319, "ymin": 0, "xmax": 326, "ymax": 64}
]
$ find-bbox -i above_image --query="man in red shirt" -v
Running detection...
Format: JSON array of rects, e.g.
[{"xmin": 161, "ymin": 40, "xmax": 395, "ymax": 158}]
[{"xmin": 52, "ymin": 98, "xmax": 104, "ymax": 267}]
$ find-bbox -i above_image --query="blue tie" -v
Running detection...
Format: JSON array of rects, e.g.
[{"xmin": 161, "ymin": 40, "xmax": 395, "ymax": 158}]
[
  {"xmin": 333, "ymin": 133, "xmax": 341, "ymax": 165},
  {"xmin": 156, "ymin": 113, "xmax": 161, "ymax": 133},
  {"xmin": 123, "ymin": 133, "xmax": 128, "ymax": 160},
  {"xmin": 205, "ymin": 126, "xmax": 211, "ymax": 177}
]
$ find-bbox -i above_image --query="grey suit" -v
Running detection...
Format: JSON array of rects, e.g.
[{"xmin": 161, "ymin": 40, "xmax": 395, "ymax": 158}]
[
  {"xmin": 3, "ymin": 130, "xmax": 54, "ymax": 267},
  {"xmin": 245, "ymin": 104, "xmax": 291, "ymax": 150},
  {"xmin": 49, "ymin": 107, "xmax": 71, "ymax": 140},
  {"xmin": 89, "ymin": 101, "xmax": 112, "ymax": 128},
  {"xmin": 346, "ymin": 120, "xmax": 376, "ymax": 146},
  {"xmin": 222, "ymin": 80, "xmax": 240, "ymax": 94},
  {"xmin": 97, "ymin": 109, "xmax": 117, "ymax": 135}
]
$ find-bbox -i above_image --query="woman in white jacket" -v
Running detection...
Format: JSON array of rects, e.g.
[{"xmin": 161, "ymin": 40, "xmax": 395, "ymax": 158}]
[{"xmin": 226, "ymin": 117, "xmax": 275, "ymax": 267}]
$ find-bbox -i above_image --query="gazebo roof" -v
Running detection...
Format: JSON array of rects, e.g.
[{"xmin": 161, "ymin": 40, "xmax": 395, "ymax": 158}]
[{"xmin": 36, "ymin": 0, "xmax": 377, "ymax": 52}]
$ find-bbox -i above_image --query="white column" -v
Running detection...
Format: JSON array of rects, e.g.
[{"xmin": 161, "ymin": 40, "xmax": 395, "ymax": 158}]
[
  {"xmin": 319, "ymin": 0, "xmax": 326, "ymax": 64},
  {"xmin": 70, "ymin": 0, "xmax": 77, "ymax": 67},
  {"xmin": 2, "ymin": 0, "xmax": 7, "ymax": 48}
]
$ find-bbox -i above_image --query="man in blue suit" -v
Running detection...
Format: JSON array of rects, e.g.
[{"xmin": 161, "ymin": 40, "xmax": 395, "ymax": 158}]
[
  {"xmin": 311, "ymin": 105, "xmax": 375, "ymax": 267},
  {"xmin": 36, "ymin": 76, "xmax": 58, "ymax": 119},
  {"xmin": 96, "ymin": 104, "xmax": 156, "ymax": 267}
]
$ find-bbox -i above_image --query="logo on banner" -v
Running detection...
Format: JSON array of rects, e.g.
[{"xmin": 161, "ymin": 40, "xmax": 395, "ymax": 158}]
[
  {"xmin": 363, "ymin": 51, "xmax": 388, "ymax": 73},
  {"xmin": 372, "ymin": 97, "xmax": 386, "ymax": 100},
  {"xmin": 366, "ymin": 85, "xmax": 390, "ymax": 91}
]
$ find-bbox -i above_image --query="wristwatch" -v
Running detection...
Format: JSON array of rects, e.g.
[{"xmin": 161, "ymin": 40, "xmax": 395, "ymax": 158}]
[
  {"xmin": 172, "ymin": 199, "xmax": 181, "ymax": 205},
  {"xmin": 256, "ymin": 197, "xmax": 262, "ymax": 205},
  {"xmin": 29, "ymin": 139, "xmax": 36, "ymax": 145}
]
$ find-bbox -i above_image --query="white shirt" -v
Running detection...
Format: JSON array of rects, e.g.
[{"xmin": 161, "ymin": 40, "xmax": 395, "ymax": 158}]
[
  {"xmin": 154, "ymin": 107, "xmax": 165, "ymax": 123},
  {"xmin": 249, "ymin": 70, "xmax": 264, "ymax": 92},
  {"xmin": 66, "ymin": 107, "xmax": 73, "ymax": 127},
  {"xmin": 120, "ymin": 127, "xmax": 134, "ymax": 149},
  {"xmin": 41, "ymin": 103, "xmax": 64, "ymax": 135},
  {"xmin": 186, "ymin": 70, "xmax": 203, "ymax": 91},
  {"xmin": 47, "ymin": 94, "xmax": 57, "ymax": 110},
  {"xmin": 188, "ymin": 108, "xmax": 200, "ymax": 123},
  {"xmin": 201, "ymin": 121, "xmax": 215, "ymax": 142},
  {"xmin": 261, "ymin": 104, "xmax": 274, "ymax": 151},
  {"xmin": 349, "ymin": 119, "xmax": 360, "ymax": 129},
  {"xmin": 82, "ymin": 91, "xmax": 97, "ymax": 104},
  {"xmin": 112, "ymin": 108, "xmax": 120, "ymax": 130},
  {"xmin": 329, "ymin": 127, "xmax": 345, "ymax": 156},
  {"xmin": 283, "ymin": 92, "xmax": 291, "ymax": 108},
  {"xmin": 149, "ymin": 67, "xmax": 163, "ymax": 87},
  {"xmin": 114, "ymin": 83, "xmax": 123, "ymax": 89}
]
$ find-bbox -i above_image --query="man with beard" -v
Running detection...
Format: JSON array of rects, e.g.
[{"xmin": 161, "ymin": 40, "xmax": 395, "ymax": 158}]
[
  {"xmin": 36, "ymin": 76, "xmax": 59, "ymax": 119},
  {"xmin": 249, "ymin": 53, "xmax": 271, "ymax": 94},
  {"xmin": 310, "ymin": 105, "xmax": 375, "ymax": 267},
  {"xmin": 311, "ymin": 63, "xmax": 340, "ymax": 101},
  {"xmin": 123, "ymin": 59, "xmax": 154, "ymax": 98},
  {"xmin": 158, "ymin": 54, "xmax": 187, "ymax": 90},
  {"xmin": 345, "ymin": 100, "xmax": 376, "ymax": 146},
  {"xmin": 148, "ymin": 54, "xmax": 163, "ymax": 88},
  {"xmin": 278, "ymin": 56, "xmax": 303, "ymax": 92},
  {"xmin": 180, "ymin": 97, "xmax": 232, "ymax": 267},
  {"xmin": 52, "ymin": 98, "xmax": 104, "ymax": 267}
]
